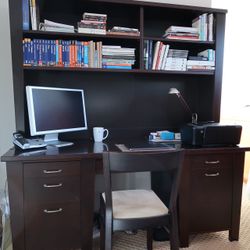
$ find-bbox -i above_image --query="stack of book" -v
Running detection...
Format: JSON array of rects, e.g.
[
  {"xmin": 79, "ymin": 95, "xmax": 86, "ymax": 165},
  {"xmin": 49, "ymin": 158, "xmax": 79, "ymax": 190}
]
[
  {"xmin": 39, "ymin": 19, "xmax": 75, "ymax": 33},
  {"xmin": 192, "ymin": 13, "xmax": 214, "ymax": 41},
  {"xmin": 187, "ymin": 49, "xmax": 215, "ymax": 71},
  {"xmin": 22, "ymin": 38, "xmax": 103, "ymax": 68},
  {"xmin": 165, "ymin": 49, "xmax": 188, "ymax": 71},
  {"xmin": 78, "ymin": 12, "xmax": 107, "ymax": 35},
  {"xmin": 163, "ymin": 26, "xmax": 199, "ymax": 41},
  {"xmin": 102, "ymin": 45, "xmax": 136, "ymax": 69},
  {"xmin": 107, "ymin": 26, "xmax": 140, "ymax": 36}
]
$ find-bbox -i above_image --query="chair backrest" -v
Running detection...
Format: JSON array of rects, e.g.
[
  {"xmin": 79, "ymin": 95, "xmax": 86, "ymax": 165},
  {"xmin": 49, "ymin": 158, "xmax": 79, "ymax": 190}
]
[{"xmin": 102, "ymin": 150, "xmax": 184, "ymax": 212}]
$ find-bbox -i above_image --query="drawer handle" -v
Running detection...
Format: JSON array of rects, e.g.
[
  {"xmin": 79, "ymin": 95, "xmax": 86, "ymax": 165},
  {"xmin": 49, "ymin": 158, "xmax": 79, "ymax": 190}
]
[
  {"xmin": 205, "ymin": 172, "xmax": 220, "ymax": 177},
  {"xmin": 43, "ymin": 169, "xmax": 62, "ymax": 174},
  {"xmin": 44, "ymin": 208, "xmax": 63, "ymax": 214},
  {"xmin": 205, "ymin": 160, "xmax": 220, "ymax": 164},
  {"xmin": 43, "ymin": 183, "xmax": 63, "ymax": 188}
]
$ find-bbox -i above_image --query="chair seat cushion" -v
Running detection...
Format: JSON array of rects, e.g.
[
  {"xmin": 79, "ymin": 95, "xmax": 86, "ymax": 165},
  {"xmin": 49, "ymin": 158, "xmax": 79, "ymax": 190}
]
[{"xmin": 103, "ymin": 189, "xmax": 168, "ymax": 219}]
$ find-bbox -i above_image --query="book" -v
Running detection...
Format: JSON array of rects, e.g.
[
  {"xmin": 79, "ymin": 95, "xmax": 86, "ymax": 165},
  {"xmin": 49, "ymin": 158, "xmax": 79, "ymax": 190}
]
[
  {"xmin": 188, "ymin": 56, "xmax": 208, "ymax": 61},
  {"xmin": 111, "ymin": 26, "xmax": 139, "ymax": 32},
  {"xmin": 78, "ymin": 21, "xmax": 106, "ymax": 30},
  {"xmin": 160, "ymin": 44, "xmax": 170, "ymax": 70},
  {"xmin": 152, "ymin": 41, "xmax": 161, "ymax": 70},
  {"xmin": 102, "ymin": 65, "xmax": 132, "ymax": 69},
  {"xmin": 22, "ymin": 0, "xmax": 30, "ymax": 30},
  {"xmin": 198, "ymin": 49, "xmax": 215, "ymax": 61},
  {"xmin": 82, "ymin": 12, "xmax": 107, "ymax": 21},
  {"xmin": 208, "ymin": 13, "xmax": 214, "ymax": 41},
  {"xmin": 155, "ymin": 42, "xmax": 164, "ymax": 70},
  {"xmin": 107, "ymin": 31, "xmax": 140, "ymax": 36},
  {"xmin": 164, "ymin": 35, "xmax": 199, "ymax": 41},
  {"xmin": 40, "ymin": 20, "xmax": 75, "ymax": 33},
  {"xmin": 78, "ymin": 27, "xmax": 106, "ymax": 35},
  {"xmin": 29, "ymin": 0, "xmax": 37, "ymax": 30},
  {"xmin": 166, "ymin": 26, "xmax": 198, "ymax": 34},
  {"xmin": 187, "ymin": 65, "xmax": 215, "ymax": 70},
  {"xmin": 148, "ymin": 40, "xmax": 153, "ymax": 70},
  {"xmin": 187, "ymin": 60, "xmax": 215, "ymax": 66}
]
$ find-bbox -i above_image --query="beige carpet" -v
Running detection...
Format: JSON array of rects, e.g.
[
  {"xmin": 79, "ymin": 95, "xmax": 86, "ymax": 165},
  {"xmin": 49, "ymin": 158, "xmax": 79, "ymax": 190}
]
[{"xmin": 93, "ymin": 185, "xmax": 250, "ymax": 249}]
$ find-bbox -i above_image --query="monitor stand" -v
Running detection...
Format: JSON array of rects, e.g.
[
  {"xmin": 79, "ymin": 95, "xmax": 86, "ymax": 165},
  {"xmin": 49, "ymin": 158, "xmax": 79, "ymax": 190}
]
[{"xmin": 44, "ymin": 133, "xmax": 73, "ymax": 148}]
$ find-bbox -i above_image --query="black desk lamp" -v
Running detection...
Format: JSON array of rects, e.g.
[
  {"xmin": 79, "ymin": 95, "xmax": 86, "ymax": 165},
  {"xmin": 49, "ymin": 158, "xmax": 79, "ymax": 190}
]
[{"xmin": 168, "ymin": 88, "xmax": 198, "ymax": 124}]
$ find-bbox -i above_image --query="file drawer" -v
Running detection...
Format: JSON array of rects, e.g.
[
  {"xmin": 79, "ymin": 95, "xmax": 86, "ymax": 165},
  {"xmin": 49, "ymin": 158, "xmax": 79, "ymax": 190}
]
[
  {"xmin": 24, "ymin": 161, "xmax": 80, "ymax": 178},
  {"xmin": 24, "ymin": 176, "xmax": 80, "ymax": 203},
  {"xmin": 189, "ymin": 153, "xmax": 233, "ymax": 232},
  {"xmin": 25, "ymin": 201, "xmax": 81, "ymax": 250}
]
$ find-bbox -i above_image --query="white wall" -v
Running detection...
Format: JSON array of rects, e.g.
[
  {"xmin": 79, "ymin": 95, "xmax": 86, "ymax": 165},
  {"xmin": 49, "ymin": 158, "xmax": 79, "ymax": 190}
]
[
  {"xmin": 136, "ymin": 0, "xmax": 211, "ymax": 7},
  {"xmin": 0, "ymin": 0, "xmax": 15, "ymax": 197},
  {"xmin": 212, "ymin": 0, "xmax": 250, "ymax": 183}
]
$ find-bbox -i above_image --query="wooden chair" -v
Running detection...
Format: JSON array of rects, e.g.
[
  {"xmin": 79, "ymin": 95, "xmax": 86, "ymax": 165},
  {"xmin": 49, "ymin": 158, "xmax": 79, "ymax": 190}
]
[{"xmin": 99, "ymin": 150, "xmax": 184, "ymax": 250}]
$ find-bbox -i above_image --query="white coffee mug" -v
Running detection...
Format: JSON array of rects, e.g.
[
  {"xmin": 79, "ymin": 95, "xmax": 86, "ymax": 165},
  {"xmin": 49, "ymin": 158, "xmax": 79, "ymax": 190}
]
[{"xmin": 93, "ymin": 127, "xmax": 109, "ymax": 142}]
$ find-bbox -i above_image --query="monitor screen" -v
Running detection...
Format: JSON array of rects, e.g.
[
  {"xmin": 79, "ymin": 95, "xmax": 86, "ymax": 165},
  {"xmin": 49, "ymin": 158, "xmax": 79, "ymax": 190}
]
[{"xmin": 26, "ymin": 86, "xmax": 87, "ymax": 138}]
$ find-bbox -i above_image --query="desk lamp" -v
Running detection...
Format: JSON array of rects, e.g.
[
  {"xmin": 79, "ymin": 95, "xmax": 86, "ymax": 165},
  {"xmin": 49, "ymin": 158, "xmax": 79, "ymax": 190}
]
[{"xmin": 168, "ymin": 88, "xmax": 198, "ymax": 124}]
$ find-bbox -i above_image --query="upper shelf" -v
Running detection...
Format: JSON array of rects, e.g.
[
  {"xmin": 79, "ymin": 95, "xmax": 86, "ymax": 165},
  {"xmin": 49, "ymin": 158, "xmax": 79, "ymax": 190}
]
[
  {"xmin": 23, "ymin": 65, "xmax": 214, "ymax": 75},
  {"xmin": 144, "ymin": 36, "xmax": 215, "ymax": 45},
  {"xmin": 23, "ymin": 31, "xmax": 216, "ymax": 46}
]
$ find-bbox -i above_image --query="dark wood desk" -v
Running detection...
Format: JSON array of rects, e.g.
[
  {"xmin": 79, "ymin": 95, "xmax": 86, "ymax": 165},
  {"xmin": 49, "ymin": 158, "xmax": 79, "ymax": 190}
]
[{"xmin": 1, "ymin": 141, "xmax": 248, "ymax": 250}]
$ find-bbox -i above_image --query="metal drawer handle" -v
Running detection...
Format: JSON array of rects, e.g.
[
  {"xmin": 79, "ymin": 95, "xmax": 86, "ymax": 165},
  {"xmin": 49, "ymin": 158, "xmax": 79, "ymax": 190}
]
[
  {"xmin": 205, "ymin": 160, "xmax": 220, "ymax": 164},
  {"xmin": 43, "ymin": 169, "xmax": 62, "ymax": 174},
  {"xmin": 44, "ymin": 208, "xmax": 63, "ymax": 214},
  {"xmin": 43, "ymin": 183, "xmax": 63, "ymax": 188},
  {"xmin": 205, "ymin": 172, "xmax": 220, "ymax": 177}
]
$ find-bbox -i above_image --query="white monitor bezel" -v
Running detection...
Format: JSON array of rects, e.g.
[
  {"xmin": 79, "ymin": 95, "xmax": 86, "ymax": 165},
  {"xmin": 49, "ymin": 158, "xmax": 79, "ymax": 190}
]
[{"xmin": 26, "ymin": 85, "xmax": 88, "ymax": 136}]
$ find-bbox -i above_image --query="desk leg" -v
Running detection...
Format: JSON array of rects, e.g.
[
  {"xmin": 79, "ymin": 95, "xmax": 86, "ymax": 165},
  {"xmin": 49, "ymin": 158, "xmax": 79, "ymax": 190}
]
[
  {"xmin": 6, "ymin": 162, "xmax": 25, "ymax": 250},
  {"xmin": 229, "ymin": 153, "xmax": 244, "ymax": 241},
  {"xmin": 80, "ymin": 159, "xmax": 96, "ymax": 250},
  {"xmin": 178, "ymin": 156, "xmax": 190, "ymax": 248}
]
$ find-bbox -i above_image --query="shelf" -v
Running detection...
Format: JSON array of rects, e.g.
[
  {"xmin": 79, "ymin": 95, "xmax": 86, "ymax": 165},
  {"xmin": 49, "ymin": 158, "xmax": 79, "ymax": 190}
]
[
  {"xmin": 23, "ymin": 31, "xmax": 215, "ymax": 44},
  {"xmin": 23, "ymin": 66, "xmax": 214, "ymax": 75},
  {"xmin": 23, "ymin": 30, "xmax": 141, "ymax": 40},
  {"xmin": 144, "ymin": 36, "xmax": 215, "ymax": 45}
]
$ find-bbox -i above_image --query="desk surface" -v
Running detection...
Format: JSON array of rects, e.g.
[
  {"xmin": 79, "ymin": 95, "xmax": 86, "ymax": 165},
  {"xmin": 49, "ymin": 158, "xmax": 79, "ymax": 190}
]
[{"xmin": 1, "ymin": 139, "xmax": 249, "ymax": 163}]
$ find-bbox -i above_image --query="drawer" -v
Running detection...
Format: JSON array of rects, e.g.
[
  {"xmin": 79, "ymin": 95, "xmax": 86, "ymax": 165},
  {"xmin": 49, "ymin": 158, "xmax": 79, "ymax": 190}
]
[
  {"xmin": 24, "ymin": 161, "xmax": 80, "ymax": 178},
  {"xmin": 24, "ymin": 176, "xmax": 80, "ymax": 203},
  {"xmin": 191, "ymin": 154, "xmax": 233, "ymax": 169},
  {"xmin": 25, "ymin": 202, "xmax": 81, "ymax": 250}
]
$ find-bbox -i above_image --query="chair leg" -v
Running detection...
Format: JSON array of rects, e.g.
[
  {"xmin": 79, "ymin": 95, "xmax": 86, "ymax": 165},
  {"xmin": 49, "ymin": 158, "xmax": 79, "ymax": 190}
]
[
  {"xmin": 100, "ymin": 218, "xmax": 105, "ymax": 250},
  {"xmin": 147, "ymin": 228, "xmax": 153, "ymax": 250},
  {"xmin": 169, "ymin": 210, "xmax": 179, "ymax": 250},
  {"xmin": 104, "ymin": 215, "xmax": 112, "ymax": 250}
]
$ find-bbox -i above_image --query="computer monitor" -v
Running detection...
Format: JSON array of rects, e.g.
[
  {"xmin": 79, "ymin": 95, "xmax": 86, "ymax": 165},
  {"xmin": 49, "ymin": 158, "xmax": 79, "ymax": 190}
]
[{"xmin": 26, "ymin": 85, "xmax": 88, "ymax": 147}]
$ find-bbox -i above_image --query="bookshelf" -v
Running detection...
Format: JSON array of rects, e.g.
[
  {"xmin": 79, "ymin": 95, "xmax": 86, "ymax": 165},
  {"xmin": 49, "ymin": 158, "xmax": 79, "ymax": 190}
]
[{"xmin": 9, "ymin": 0, "xmax": 227, "ymax": 138}]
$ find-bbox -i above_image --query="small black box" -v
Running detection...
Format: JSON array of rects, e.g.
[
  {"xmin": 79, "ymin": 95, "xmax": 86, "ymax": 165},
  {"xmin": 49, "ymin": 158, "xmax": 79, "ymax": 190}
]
[{"xmin": 181, "ymin": 122, "xmax": 242, "ymax": 146}]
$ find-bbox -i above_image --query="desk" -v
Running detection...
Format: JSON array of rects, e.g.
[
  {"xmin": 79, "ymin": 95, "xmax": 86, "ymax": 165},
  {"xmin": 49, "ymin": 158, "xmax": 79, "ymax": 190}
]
[{"xmin": 1, "ymin": 141, "xmax": 248, "ymax": 250}]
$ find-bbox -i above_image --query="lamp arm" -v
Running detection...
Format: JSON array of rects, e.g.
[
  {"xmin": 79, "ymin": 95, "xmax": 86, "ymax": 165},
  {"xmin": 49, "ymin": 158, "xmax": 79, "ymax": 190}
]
[
  {"xmin": 178, "ymin": 94, "xmax": 198, "ymax": 124},
  {"xmin": 178, "ymin": 94, "xmax": 192, "ymax": 115}
]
